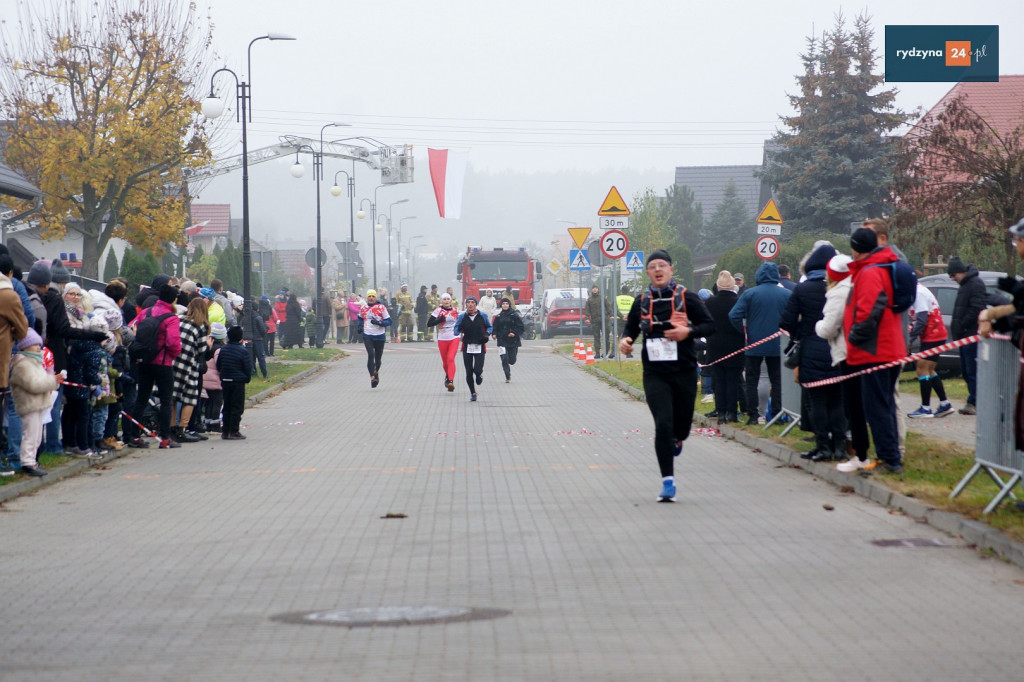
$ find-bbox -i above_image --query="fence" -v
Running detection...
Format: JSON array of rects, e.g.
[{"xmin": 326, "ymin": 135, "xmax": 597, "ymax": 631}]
[
  {"xmin": 950, "ymin": 337, "xmax": 1024, "ymax": 513},
  {"xmin": 765, "ymin": 364, "xmax": 803, "ymax": 436}
]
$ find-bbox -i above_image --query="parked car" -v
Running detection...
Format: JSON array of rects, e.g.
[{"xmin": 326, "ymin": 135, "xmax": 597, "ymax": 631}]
[
  {"xmin": 918, "ymin": 271, "xmax": 1010, "ymax": 375},
  {"xmin": 539, "ymin": 291, "xmax": 590, "ymax": 339}
]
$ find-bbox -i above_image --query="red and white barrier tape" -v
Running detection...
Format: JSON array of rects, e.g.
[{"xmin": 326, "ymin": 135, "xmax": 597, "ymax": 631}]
[
  {"xmin": 63, "ymin": 380, "xmax": 99, "ymax": 390},
  {"xmin": 699, "ymin": 331, "xmax": 782, "ymax": 368},
  {"xmin": 799, "ymin": 334, "xmax": 982, "ymax": 388},
  {"xmin": 119, "ymin": 409, "xmax": 169, "ymax": 447}
]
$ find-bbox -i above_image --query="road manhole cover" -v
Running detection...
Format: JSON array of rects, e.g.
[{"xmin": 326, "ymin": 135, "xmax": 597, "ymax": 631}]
[{"xmin": 272, "ymin": 606, "xmax": 511, "ymax": 628}]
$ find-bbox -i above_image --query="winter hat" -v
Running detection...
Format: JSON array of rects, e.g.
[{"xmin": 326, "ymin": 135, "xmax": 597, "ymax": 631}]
[
  {"xmin": 17, "ymin": 328, "xmax": 43, "ymax": 350},
  {"xmin": 465, "ymin": 295, "xmax": 478, "ymax": 303},
  {"xmin": 805, "ymin": 243, "xmax": 838, "ymax": 272},
  {"xmin": 158, "ymin": 283, "xmax": 178, "ymax": 303},
  {"xmin": 101, "ymin": 332, "xmax": 118, "ymax": 354},
  {"xmin": 26, "ymin": 260, "xmax": 52, "ymax": 287},
  {"xmin": 698, "ymin": 288, "xmax": 712, "ymax": 301},
  {"xmin": 366, "ymin": 289, "xmax": 378, "ymax": 298},
  {"xmin": 646, "ymin": 249, "xmax": 672, "ymax": 265},
  {"xmin": 716, "ymin": 271, "xmax": 736, "ymax": 291},
  {"xmin": 441, "ymin": 293, "xmax": 452, "ymax": 302},
  {"xmin": 849, "ymin": 227, "xmax": 878, "ymax": 255},
  {"xmin": 63, "ymin": 282, "xmax": 83, "ymax": 297},
  {"xmin": 227, "ymin": 325, "xmax": 243, "ymax": 343},
  {"xmin": 199, "ymin": 287, "xmax": 216, "ymax": 300},
  {"xmin": 210, "ymin": 322, "xmax": 227, "ymax": 339},
  {"xmin": 50, "ymin": 258, "xmax": 70, "ymax": 284},
  {"xmin": 947, "ymin": 256, "xmax": 968, "ymax": 276},
  {"xmin": 826, "ymin": 254, "xmax": 853, "ymax": 282},
  {"xmin": 101, "ymin": 307, "xmax": 123, "ymax": 331}
]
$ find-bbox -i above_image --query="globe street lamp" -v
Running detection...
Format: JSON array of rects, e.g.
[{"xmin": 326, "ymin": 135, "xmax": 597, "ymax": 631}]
[
  {"xmin": 200, "ymin": 32, "xmax": 296, "ymax": 308},
  {"xmin": 357, "ymin": 184, "xmax": 398, "ymax": 290}
]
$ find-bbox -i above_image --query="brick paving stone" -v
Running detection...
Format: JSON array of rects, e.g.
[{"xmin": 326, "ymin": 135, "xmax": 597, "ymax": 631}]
[{"xmin": 0, "ymin": 339, "xmax": 1023, "ymax": 681}]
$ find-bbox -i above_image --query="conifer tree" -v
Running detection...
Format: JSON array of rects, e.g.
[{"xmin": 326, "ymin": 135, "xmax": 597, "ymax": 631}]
[
  {"xmin": 760, "ymin": 13, "xmax": 909, "ymax": 233},
  {"xmin": 102, "ymin": 249, "xmax": 119, "ymax": 282},
  {"xmin": 700, "ymin": 180, "xmax": 751, "ymax": 253}
]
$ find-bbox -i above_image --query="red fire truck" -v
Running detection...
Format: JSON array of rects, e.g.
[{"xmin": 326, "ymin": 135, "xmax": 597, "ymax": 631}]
[{"xmin": 457, "ymin": 246, "xmax": 542, "ymax": 303}]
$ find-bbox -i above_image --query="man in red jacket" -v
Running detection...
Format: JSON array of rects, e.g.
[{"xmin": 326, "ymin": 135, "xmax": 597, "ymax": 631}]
[{"xmin": 844, "ymin": 227, "xmax": 907, "ymax": 473}]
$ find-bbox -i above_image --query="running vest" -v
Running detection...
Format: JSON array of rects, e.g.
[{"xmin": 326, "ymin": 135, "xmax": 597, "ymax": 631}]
[{"xmin": 639, "ymin": 284, "xmax": 687, "ymax": 336}]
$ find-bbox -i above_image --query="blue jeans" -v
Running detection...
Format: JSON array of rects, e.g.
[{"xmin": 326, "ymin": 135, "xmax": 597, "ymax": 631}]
[
  {"xmin": 91, "ymin": 404, "xmax": 108, "ymax": 445},
  {"xmin": 6, "ymin": 392, "xmax": 23, "ymax": 467},
  {"xmin": 43, "ymin": 384, "xmax": 63, "ymax": 454},
  {"xmin": 959, "ymin": 343, "xmax": 978, "ymax": 406}
]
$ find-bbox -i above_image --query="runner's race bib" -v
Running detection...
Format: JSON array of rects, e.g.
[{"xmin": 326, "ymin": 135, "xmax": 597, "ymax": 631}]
[
  {"xmin": 498, "ymin": 346, "xmax": 507, "ymax": 356},
  {"xmin": 466, "ymin": 344, "xmax": 482, "ymax": 354},
  {"xmin": 646, "ymin": 337, "xmax": 678, "ymax": 362}
]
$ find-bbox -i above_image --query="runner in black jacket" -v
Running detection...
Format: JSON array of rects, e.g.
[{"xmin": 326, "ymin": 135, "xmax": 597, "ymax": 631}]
[
  {"xmin": 454, "ymin": 296, "xmax": 492, "ymax": 401},
  {"xmin": 621, "ymin": 250, "xmax": 715, "ymax": 502}
]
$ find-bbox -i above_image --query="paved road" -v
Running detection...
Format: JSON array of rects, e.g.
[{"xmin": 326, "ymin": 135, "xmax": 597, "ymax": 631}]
[{"xmin": 2, "ymin": 339, "xmax": 1022, "ymax": 681}]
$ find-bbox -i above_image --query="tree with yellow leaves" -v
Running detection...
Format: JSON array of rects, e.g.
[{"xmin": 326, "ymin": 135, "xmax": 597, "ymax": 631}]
[{"xmin": 0, "ymin": 0, "xmax": 213, "ymax": 278}]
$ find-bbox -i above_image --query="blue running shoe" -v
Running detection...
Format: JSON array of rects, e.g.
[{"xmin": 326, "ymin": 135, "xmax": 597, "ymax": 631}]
[
  {"xmin": 907, "ymin": 406, "xmax": 933, "ymax": 419},
  {"xmin": 658, "ymin": 481, "xmax": 676, "ymax": 503},
  {"xmin": 934, "ymin": 402, "xmax": 954, "ymax": 418}
]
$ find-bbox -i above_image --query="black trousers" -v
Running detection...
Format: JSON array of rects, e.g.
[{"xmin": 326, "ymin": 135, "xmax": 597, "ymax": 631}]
[
  {"xmin": 642, "ymin": 366, "xmax": 697, "ymax": 478},
  {"xmin": 841, "ymin": 361, "xmax": 870, "ymax": 459},
  {"xmin": 499, "ymin": 345, "xmax": 518, "ymax": 378},
  {"xmin": 127, "ymin": 364, "xmax": 174, "ymax": 440},
  {"xmin": 221, "ymin": 382, "xmax": 246, "ymax": 435},
  {"xmin": 808, "ymin": 383, "xmax": 847, "ymax": 455},
  {"xmin": 744, "ymin": 355, "xmax": 781, "ymax": 418},
  {"xmin": 463, "ymin": 351, "xmax": 485, "ymax": 393},
  {"xmin": 712, "ymin": 364, "xmax": 743, "ymax": 419},
  {"xmin": 364, "ymin": 336, "xmax": 385, "ymax": 376}
]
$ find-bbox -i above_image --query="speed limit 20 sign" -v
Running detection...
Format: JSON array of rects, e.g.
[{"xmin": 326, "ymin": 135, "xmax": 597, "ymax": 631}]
[
  {"xmin": 755, "ymin": 235, "xmax": 779, "ymax": 260},
  {"xmin": 600, "ymin": 229, "xmax": 629, "ymax": 259}
]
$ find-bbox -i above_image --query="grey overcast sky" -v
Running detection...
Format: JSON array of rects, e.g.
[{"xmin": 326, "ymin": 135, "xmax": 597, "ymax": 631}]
[{"xmin": 2, "ymin": 0, "xmax": 1022, "ymax": 263}]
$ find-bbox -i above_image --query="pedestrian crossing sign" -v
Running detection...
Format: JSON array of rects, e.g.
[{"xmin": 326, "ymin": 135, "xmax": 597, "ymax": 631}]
[
  {"xmin": 569, "ymin": 249, "xmax": 592, "ymax": 270},
  {"xmin": 625, "ymin": 251, "xmax": 644, "ymax": 270}
]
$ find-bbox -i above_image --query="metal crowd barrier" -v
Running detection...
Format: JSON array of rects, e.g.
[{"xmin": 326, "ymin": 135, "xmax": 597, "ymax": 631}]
[
  {"xmin": 765, "ymin": 365, "xmax": 803, "ymax": 436},
  {"xmin": 950, "ymin": 337, "xmax": 1024, "ymax": 513}
]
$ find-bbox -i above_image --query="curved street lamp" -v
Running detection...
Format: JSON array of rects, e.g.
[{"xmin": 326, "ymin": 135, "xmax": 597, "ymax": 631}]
[{"xmin": 200, "ymin": 32, "xmax": 296, "ymax": 308}]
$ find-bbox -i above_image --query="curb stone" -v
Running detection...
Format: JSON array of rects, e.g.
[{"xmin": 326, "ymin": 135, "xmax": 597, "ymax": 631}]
[
  {"xmin": 561, "ymin": 349, "xmax": 1024, "ymax": 570},
  {"xmin": 0, "ymin": 359, "xmax": 337, "ymax": 505}
]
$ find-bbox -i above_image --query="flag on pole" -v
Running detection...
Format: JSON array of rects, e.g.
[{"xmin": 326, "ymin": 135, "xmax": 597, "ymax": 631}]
[
  {"xmin": 428, "ymin": 148, "xmax": 469, "ymax": 219},
  {"xmin": 185, "ymin": 221, "xmax": 209, "ymax": 236}
]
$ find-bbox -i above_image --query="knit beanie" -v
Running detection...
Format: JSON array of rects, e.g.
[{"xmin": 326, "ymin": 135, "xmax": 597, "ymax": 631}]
[
  {"xmin": 227, "ymin": 325, "xmax": 243, "ymax": 343},
  {"xmin": 158, "ymin": 283, "xmax": 178, "ymax": 304},
  {"xmin": 27, "ymin": 260, "xmax": 52, "ymax": 287},
  {"xmin": 716, "ymin": 270, "xmax": 736, "ymax": 291},
  {"xmin": 646, "ymin": 249, "xmax": 672, "ymax": 265},
  {"xmin": 826, "ymin": 254, "xmax": 853, "ymax": 282},
  {"xmin": 17, "ymin": 328, "xmax": 43, "ymax": 350},
  {"xmin": 50, "ymin": 258, "xmax": 70, "ymax": 284},
  {"xmin": 849, "ymin": 227, "xmax": 878, "ymax": 255},
  {"xmin": 946, "ymin": 256, "xmax": 968, "ymax": 276},
  {"xmin": 210, "ymin": 322, "xmax": 227, "ymax": 339}
]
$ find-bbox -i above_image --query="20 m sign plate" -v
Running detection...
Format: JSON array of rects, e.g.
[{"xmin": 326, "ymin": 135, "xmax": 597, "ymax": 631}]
[
  {"xmin": 755, "ymin": 235, "xmax": 779, "ymax": 260},
  {"xmin": 600, "ymin": 229, "xmax": 629, "ymax": 259}
]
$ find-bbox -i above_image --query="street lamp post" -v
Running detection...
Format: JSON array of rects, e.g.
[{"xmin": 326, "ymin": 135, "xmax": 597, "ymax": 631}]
[
  {"xmin": 201, "ymin": 32, "xmax": 296, "ymax": 309},
  {"xmin": 290, "ymin": 122, "xmax": 348, "ymax": 347},
  {"xmin": 397, "ymin": 216, "xmax": 417, "ymax": 284},
  {"xmin": 386, "ymin": 199, "xmax": 409, "ymax": 287},
  {"xmin": 330, "ymin": 162, "xmax": 357, "ymax": 293},
  {"xmin": 357, "ymin": 185, "xmax": 398, "ymax": 290}
]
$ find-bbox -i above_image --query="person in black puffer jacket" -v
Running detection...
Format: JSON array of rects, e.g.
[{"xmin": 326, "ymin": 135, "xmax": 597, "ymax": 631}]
[
  {"xmin": 216, "ymin": 326, "xmax": 252, "ymax": 440},
  {"xmin": 490, "ymin": 298, "xmax": 524, "ymax": 382},
  {"xmin": 454, "ymin": 296, "xmax": 492, "ymax": 401},
  {"xmin": 947, "ymin": 257, "xmax": 990, "ymax": 414},
  {"xmin": 704, "ymin": 271, "xmax": 747, "ymax": 424},
  {"xmin": 779, "ymin": 243, "xmax": 845, "ymax": 462}
]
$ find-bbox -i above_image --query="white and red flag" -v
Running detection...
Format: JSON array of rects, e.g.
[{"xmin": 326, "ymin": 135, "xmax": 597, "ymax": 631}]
[
  {"xmin": 427, "ymin": 148, "xmax": 469, "ymax": 219},
  {"xmin": 185, "ymin": 221, "xmax": 209, "ymax": 237}
]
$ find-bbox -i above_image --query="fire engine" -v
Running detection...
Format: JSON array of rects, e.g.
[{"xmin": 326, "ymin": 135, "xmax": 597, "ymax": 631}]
[{"xmin": 456, "ymin": 246, "xmax": 542, "ymax": 303}]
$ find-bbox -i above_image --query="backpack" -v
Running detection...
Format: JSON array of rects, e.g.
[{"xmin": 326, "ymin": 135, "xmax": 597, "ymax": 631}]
[
  {"xmin": 868, "ymin": 260, "xmax": 917, "ymax": 313},
  {"xmin": 129, "ymin": 312, "xmax": 174, "ymax": 364}
]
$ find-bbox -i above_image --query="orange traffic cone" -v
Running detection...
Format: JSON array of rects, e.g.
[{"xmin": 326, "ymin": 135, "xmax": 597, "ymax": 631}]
[
  {"xmin": 585, "ymin": 344, "xmax": 595, "ymax": 365},
  {"xmin": 574, "ymin": 338, "xmax": 584, "ymax": 360}
]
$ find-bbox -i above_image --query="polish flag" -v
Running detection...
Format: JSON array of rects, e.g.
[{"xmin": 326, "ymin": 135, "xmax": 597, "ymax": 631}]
[
  {"xmin": 185, "ymin": 220, "xmax": 209, "ymax": 236},
  {"xmin": 428, "ymin": 148, "xmax": 469, "ymax": 219}
]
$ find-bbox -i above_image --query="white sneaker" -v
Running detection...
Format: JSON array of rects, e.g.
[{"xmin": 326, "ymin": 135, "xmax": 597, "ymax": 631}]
[
  {"xmin": 701, "ymin": 394, "xmax": 714, "ymax": 404},
  {"xmin": 837, "ymin": 457, "xmax": 868, "ymax": 473}
]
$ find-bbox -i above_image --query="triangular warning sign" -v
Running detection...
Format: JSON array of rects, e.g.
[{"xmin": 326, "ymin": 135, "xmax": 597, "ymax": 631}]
[
  {"xmin": 567, "ymin": 227, "xmax": 592, "ymax": 249},
  {"xmin": 598, "ymin": 186, "xmax": 631, "ymax": 216},
  {"xmin": 627, "ymin": 252, "xmax": 643, "ymax": 269},
  {"xmin": 756, "ymin": 199, "xmax": 783, "ymax": 224}
]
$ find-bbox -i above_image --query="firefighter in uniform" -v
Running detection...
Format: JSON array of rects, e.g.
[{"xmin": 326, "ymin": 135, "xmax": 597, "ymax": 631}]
[
  {"xmin": 415, "ymin": 285, "xmax": 430, "ymax": 341},
  {"xmin": 425, "ymin": 285, "xmax": 441, "ymax": 341},
  {"xmin": 396, "ymin": 283, "xmax": 415, "ymax": 342}
]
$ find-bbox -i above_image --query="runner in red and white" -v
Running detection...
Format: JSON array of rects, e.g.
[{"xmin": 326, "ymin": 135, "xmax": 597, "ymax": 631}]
[
  {"xmin": 360, "ymin": 290, "xmax": 392, "ymax": 388},
  {"xmin": 427, "ymin": 292, "xmax": 461, "ymax": 392},
  {"xmin": 906, "ymin": 283, "xmax": 954, "ymax": 419}
]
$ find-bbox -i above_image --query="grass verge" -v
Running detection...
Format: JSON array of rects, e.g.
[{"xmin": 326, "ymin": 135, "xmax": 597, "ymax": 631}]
[
  {"xmin": 272, "ymin": 346, "xmax": 344, "ymax": 362},
  {"xmin": 584, "ymin": 356, "xmax": 1024, "ymax": 544},
  {"xmin": 246, "ymin": 362, "xmax": 318, "ymax": 399}
]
